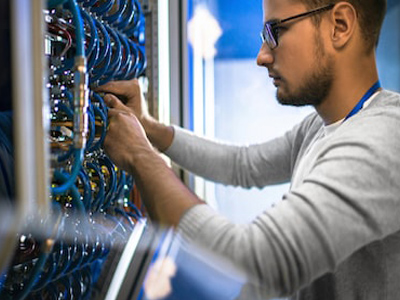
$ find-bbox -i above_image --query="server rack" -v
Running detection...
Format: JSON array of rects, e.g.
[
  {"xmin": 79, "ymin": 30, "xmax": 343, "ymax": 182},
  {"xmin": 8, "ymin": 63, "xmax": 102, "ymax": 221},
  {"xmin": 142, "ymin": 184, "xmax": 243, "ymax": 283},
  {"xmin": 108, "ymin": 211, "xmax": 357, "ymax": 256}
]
[{"xmin": 0, "ymin": 0, "xmax": 167, "ymax": 299}]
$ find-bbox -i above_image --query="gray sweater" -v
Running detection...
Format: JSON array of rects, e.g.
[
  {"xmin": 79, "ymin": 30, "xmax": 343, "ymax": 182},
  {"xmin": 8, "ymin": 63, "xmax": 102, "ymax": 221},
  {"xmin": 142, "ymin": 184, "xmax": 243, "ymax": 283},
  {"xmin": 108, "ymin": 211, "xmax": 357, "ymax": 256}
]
[{"xmin": 165, "ymin": 90, "xmax": 400, "ymax": 299}]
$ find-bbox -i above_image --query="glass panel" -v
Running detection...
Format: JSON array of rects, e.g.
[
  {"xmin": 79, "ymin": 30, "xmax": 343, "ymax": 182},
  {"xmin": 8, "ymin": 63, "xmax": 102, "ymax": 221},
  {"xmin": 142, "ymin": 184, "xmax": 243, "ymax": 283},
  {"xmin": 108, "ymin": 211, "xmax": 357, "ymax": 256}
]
[{"xmin": 186, "ymin": 0, "xmax": 312, "ymax": 223}]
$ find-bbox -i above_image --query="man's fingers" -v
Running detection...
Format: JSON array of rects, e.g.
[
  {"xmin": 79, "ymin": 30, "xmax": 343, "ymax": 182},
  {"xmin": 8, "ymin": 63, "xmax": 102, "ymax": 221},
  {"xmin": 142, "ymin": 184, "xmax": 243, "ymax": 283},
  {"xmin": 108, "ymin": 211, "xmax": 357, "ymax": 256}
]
[
  {"xmin": 107, "ymin": 108, "xmax": 138, "ymax": 123},
  {"xmin": 103, "ymin": 94, "xmax": 130, "ymax": 111},
  {"xmin": 95, "ymin": 78, "xmax": 139, "ymax": 98}
]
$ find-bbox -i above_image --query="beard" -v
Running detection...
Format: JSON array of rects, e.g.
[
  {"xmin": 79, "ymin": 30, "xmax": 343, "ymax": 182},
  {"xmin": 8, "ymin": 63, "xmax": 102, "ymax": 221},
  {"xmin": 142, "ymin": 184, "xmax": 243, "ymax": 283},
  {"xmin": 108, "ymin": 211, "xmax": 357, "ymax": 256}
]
[{"xmin": 276, "ymin": 31, "xmax": 334, "ymax": 107}]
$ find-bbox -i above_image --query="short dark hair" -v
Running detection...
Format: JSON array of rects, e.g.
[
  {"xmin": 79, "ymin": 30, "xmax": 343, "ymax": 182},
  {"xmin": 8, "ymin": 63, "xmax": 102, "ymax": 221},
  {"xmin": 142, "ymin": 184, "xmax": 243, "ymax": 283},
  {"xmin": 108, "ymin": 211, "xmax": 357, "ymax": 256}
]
[{"xmin": 294, "ymin": 0, "xmax": 387, "ymax": 51}]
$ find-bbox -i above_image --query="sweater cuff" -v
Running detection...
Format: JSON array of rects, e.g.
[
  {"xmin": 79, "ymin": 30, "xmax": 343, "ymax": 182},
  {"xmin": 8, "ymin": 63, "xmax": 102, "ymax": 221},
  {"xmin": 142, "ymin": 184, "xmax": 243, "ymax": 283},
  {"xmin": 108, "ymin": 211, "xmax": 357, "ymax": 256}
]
[
  {"xmin": 177, "ymin": 204, "xmax": 219, "ymax": 242},
  {"xmin": 164, "ymin": 125, "xmax": 192, "ymax": 157}
]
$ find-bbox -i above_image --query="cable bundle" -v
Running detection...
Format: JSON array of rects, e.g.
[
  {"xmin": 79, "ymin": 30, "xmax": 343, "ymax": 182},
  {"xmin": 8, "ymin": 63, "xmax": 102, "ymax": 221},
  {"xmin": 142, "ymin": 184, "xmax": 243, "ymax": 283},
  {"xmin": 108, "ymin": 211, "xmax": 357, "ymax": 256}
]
[{"xmin": 0, "ymin": 0, "xmax": 147, "ymax": 299}]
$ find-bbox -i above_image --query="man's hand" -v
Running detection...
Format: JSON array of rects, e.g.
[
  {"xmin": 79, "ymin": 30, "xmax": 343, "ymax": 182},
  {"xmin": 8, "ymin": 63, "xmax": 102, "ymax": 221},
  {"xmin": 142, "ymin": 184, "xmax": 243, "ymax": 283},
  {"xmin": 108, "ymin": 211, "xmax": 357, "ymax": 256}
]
[
  {"xmin": 102, "ymin": 92, "xmax": 202, "ymax": 227},
  {"xmin": 104, "ymin": 94, "xmax": 153, "ymax": 173},
  {"xmin": 97, "ymin": 79, "xmax": 174, "ymax": 152},
  {"xmin": 96, "ymin": 78, "xmax": 150, "ymax": 123}
]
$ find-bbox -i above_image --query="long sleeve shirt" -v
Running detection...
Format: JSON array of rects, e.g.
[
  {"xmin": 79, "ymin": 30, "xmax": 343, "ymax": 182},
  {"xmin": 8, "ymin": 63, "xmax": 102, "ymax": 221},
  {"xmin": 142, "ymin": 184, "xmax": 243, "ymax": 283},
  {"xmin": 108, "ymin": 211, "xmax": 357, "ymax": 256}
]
[{"xmin": 165, "ymin": 90, "xmax": 400, "ymax": 299}]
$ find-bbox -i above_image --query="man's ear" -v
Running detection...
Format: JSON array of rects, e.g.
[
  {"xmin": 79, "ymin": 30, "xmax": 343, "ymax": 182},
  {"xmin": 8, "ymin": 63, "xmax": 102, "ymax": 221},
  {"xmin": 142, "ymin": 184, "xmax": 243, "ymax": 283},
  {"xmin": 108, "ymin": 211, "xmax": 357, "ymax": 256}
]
[{"xmin": 330, "ymin": 2, "xmax": 358, "ymax": 49}]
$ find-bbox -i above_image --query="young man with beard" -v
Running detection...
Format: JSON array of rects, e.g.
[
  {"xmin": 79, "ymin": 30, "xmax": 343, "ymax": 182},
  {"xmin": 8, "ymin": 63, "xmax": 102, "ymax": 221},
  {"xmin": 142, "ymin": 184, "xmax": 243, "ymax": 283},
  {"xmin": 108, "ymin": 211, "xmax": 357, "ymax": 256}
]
[{"xmin": 98, "ymin": 0, "xmax": 400, "ymax": 298}]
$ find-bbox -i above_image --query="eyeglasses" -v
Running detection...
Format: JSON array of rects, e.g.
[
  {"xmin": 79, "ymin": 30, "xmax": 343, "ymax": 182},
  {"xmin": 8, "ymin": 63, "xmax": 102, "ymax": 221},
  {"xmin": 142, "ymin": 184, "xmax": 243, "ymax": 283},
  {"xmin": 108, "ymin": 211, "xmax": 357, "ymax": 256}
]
[{"xmin": 260, "ymin": 4, "xmax": 335, "ymax": 49}]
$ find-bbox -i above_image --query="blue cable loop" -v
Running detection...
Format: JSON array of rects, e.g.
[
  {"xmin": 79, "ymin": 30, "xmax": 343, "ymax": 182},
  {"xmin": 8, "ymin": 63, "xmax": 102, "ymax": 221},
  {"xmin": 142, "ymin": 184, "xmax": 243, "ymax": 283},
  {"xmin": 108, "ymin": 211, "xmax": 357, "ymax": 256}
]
[
  {"xmin": 98, "ymin": 26, "xmax": 123, "ymax": 85},
  {"xmin": 53, "ymin": 101, "xmax": 76, "ymax": 162},
  {"xmin": 128, "ymin": 13, "xmax": 146, "ymax": 46},
  {"xmin": 115, "ymin": 48, "xmax": 134, "ymax": 80},
  {"xmin": 123, "ymin": 0, "xmax": 141, "ymax": 36},
  {"xmin": 90, "ymin": 233, "xmax": 104, "ymax": 261},
  {"xmin": 136, "ymin": 45, "xmax": 147, "ymax": 76},
  {"xmin": 114, "ymin": 170, "xmax": 126, "ymax": 201},
  {"xmin": 91, "ymin": 0, "xmax": 115, "ymax": 15},
  {"xmin": 51, "ymin": 149, "xmax": 83, "ymax": 195},
  {"xmin": 56, "ymin": 101, "xmax": 74, "ymax": 118},
  {"xmin": 90, "ymin": 221, "xmax": 111, "ymax": 258},
  {"xmin": 98, "ymin": 156, "xmax": 117, "ymax": 209},
  {"xmin": 90, "ymin": 19, "xmax": 111, "ymax": 83},
  {"xmin": 125, "ymin": 174, "xmax": 135, "ymax": 190},
  {"xmin": 128, "ymin": 40, "xmax": 140, "ymax": 78},
  {"xmin": 71, "ymin": 271, "xmax": 83, "ymax": 299},
  {"xmin": 127, "ymin": 201, "xmax": 143, "ymax": 218},
  {"xmin": 86, "ymin": 162, "xmax": 105, "ymax": 211},
  {"xmin": 83, "ymin": 235, "xmax": 98, "ymax": 264},
  {"xmin": 125, "ymin": 43, "xmax": 146, "ymax": 79},
  {"xmin": 125, "ymin": 40, "xmax": 140, "ymax": 79},
  {"xmin": 80, "ymin": 267, "xmax": 93, "ymax": 300},
  {"xmin": 80, "ymin": 234, "xmax": 95, "ymax": 266},
  {"xmin": 87, "ymin": 105, "xmax": 107, "ymax": 152},
  {"xmin": 115, "ymin": 0, "xmax": 135, "ymax": 30},
  {"xmin": 77, "ymin": 233, "xmax": 93, "ymax": 267},
  {"xmin": 53, "ymin": 242, "xmax": 73, "ymax": 279},
  {"xmin": 114, "ymin": 208, "xmax": 135, "ymax": 228},
  {"xmin": 65, "ymin": 240, "xmax": 85, "ymax": 274},
  {"xmin": 57, "ymin": 277, "xmax": 72, "ymax": 299},
  {"xmin": 81, "ymin": 8, "xmax": 99, "ymax": 71},
  {"xmin": 65, "ymin": 89, "xmax": 74, "ymax": 107},
  {"xmin": 137, "ymin": 14, "xmax": 146, "ymax": 45},
  {"xmin": 31, "ymin": 254, "xmax": 57, "ymax": 292},
  {"xmin": 114, "ymin": 33, "xmax": 132, "ymax": 79},
  {"xmin": 46, "ymin": 242, "xmax": 66, "ymax": 280},
  {"xmin": 91, "ymin": 92, "xmax": 108, "ymax": 114},
  {"xmin": 126, "ymin": 210, "xmax": 140, "ymax": 221},
  {"xmin": 116, "ymin": 33, "xmax": 131, "ymax": 74},
  {"xmin": 53, "ymin": 171, "xmax": 87, "ymax": 217},
  {"xmin": 103, "ymin": 0, "xmax": 128, "ymax": 24},
  {"xmin": 78, "ymin": 169, "xmax": 92, "ymax": 211}
]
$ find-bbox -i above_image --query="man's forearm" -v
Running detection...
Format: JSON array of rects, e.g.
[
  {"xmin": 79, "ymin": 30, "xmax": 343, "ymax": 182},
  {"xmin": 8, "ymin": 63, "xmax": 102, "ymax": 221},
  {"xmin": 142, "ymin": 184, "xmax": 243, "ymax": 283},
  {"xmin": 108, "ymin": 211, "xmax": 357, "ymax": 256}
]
[
  {"xmin": 143, "ymin": 118, "xmax": 175, "ymax": 153},
  {"xmin": 128, "ymin": 148, "xmax": 203, "ymax": 226}
]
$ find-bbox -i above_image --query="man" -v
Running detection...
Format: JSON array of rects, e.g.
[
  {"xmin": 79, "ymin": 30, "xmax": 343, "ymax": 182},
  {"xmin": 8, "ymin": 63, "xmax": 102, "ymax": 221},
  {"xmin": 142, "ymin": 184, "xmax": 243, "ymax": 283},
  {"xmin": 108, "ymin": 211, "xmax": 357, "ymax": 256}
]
[{"xmin": 98, "ymin": 0, "xmax": 400, "ymax": 298}]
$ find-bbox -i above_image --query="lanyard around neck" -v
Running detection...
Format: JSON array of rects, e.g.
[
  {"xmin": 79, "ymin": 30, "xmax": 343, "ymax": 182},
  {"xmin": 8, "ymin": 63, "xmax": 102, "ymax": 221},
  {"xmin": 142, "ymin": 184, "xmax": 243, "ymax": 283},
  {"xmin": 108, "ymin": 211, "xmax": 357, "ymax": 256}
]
[{"xmin": 343, "ymin": 80, "xmax": 381, "ymax": 122}]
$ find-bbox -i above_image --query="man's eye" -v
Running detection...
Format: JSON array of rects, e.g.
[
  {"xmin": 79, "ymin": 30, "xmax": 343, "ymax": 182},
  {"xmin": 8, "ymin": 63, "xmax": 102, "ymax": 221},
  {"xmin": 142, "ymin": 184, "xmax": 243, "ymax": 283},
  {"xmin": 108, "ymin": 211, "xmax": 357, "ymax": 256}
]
[{"xmin": 273, "ymin": 26, "xmax": 286, "ymax": 36}]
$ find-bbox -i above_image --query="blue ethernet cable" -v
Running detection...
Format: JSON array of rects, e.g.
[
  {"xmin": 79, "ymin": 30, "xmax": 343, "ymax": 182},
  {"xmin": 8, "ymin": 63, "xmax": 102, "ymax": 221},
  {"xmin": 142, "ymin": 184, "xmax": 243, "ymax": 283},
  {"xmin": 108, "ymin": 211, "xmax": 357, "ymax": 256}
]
[
  {"xmin": 81, "ymin": 8, "xmax": 99, "ymax": 71},
  {"xmin": 103, "ymin": 0, "xmax": 128, "ymax": 24},
  {"xmin": 98, "ymin": 26, "xmax": 123, "ymax": 85},
  {"xmin": 87, "ymin": 105, "xmax": 107, "ymax": 152},
  {"xmin": 114, "ymin": 33, "xmax": 132, "ymax": 79},
  {"xmin": 86, "ymin": 162, "xmax": 105, "ymax": 211},
  {"xmin": 99, "ymin": 156, "xmax": 117, "ymax": 209},
  {"xmin": 116, "ymin": 0, "xmax": 135, "ymax": 31},
  {"xmin": 90, "ymin": 19, "xmax": 112, "ymax": 84},
  {"xmin": 91, "ymin": 0, "xmax": 115, "ymax": 16}
]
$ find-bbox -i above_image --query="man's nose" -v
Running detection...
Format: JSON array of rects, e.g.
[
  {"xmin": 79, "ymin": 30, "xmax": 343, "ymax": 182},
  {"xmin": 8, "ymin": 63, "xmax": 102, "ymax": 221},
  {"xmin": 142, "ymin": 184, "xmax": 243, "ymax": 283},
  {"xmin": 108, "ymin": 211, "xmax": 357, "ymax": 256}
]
[{"xmin": 256, "ymin": 43, "xmax": 274, "ymax": 67}]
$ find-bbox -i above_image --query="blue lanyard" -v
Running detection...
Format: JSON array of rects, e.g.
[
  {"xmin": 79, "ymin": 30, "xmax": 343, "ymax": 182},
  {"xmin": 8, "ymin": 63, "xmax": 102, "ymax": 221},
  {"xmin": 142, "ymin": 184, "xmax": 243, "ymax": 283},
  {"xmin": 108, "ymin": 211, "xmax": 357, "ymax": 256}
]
[{"xmin": 343, "ymin": 80, "xmax": 381, "ymax": 121}]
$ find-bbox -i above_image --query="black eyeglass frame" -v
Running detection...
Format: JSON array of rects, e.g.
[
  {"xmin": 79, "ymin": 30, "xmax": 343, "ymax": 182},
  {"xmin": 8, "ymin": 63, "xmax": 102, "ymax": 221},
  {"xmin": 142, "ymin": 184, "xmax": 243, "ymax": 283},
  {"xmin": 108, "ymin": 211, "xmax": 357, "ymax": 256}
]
[{"xmin": 260, "ymin": 3, "xmax": 335, "ymax": 49}]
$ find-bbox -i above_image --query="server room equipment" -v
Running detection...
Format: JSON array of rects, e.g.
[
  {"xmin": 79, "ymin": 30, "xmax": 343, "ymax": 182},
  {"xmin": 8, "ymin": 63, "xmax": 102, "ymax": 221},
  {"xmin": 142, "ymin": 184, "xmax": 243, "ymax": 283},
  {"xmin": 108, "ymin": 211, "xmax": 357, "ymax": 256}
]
[{"xmin": 0, "ymin": 0, "xmax": 162, "ymax": 299}]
